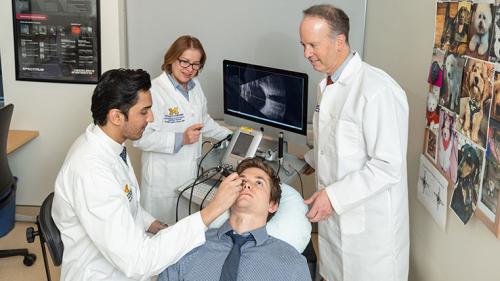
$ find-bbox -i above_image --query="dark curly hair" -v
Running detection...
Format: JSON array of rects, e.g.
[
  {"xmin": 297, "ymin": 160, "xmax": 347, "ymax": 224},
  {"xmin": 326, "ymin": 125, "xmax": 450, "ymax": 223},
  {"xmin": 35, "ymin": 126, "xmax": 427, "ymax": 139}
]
[{"xmin": 91, "ymin": 68, "xmax": 151, "ymax": 126}]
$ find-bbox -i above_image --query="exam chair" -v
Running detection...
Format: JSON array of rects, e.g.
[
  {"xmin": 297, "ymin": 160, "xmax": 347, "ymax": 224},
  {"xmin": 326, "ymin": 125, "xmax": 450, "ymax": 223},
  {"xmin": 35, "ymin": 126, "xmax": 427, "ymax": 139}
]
[
  {"xmin": 0, "ymin": 103, "xmax": 37, "ymax": 266},
  {"xmin": 26, "ymin": 192, "xmax": 64, "ymax": 281},
  {"xmin": 302, "ymin": 239, "xmax": 317, "ymax": 280}
]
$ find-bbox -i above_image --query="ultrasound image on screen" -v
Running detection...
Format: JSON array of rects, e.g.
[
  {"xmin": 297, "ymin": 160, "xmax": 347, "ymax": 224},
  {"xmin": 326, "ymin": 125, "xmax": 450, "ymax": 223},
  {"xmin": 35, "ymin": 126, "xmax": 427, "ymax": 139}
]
[
  {"xmin": 224, "ymin": 65, "xmax": 304, "ymax": 130},
  {"xmin": 231, "ymin": 133, "xmax": 254, "ymax": 157}
]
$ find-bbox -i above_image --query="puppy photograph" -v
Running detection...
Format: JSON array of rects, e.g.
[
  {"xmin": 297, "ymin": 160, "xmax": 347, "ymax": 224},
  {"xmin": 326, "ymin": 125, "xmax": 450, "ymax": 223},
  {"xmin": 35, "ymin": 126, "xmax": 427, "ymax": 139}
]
[
  {"xmin": 428, "ymin": 49, "xmax": 444, "ymax": 87},
  {"xmin": 452, "ymin": 2, "xmax": 472, "ymax": 55},
  {"xmin": 451, "ymin": 138, "xmax": 484, "ymax": 225},
  {"xmin": 467, "ymin": 3, "xmax": 494, "ymax": 60},
  {"xmin": 480, "ymin": 119, "xmax": 500, "ymax": 217},
  {"xmin": 492, "ymin": 77, "xmax": 500, "ymax": 121},
  {"xmin": 441, "ymin": 52, "xmax": 465, "ymax": 112},
  {"xmin": 457, "ymin": 58, "xmax": 494, "ymax": 148},
  {"xmin": 426, "ymin": 92, "xmax": 440, "ymax": 132},
  {"xmin": 424, "ymin": 128, "xmax": 438, "ymax": 163},
  {"xmin": 435, "ymin": 2, "xmax": 459, "ymax": 51},
  {"xmin": 438, "ymin": 109, "xmax": 458, "ymax": 182},
  {"xmin": 489, "ymin": 3, "xmax": 500, "ymax": 62}
]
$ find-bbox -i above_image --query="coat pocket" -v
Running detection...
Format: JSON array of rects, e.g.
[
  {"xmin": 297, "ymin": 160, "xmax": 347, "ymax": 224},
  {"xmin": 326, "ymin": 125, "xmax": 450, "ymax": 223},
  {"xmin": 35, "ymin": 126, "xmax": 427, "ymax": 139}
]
[
  {"xmin": 335, "ymin": 120, "xmax": 363, "ymax": 156},
  {"xmin": 340, "ymin": 205, "xmax": 366, "ymax": 234}
]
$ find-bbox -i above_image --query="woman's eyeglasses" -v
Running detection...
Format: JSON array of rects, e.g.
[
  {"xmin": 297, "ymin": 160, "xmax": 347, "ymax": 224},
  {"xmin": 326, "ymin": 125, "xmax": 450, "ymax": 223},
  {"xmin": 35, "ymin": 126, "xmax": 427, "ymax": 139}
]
[{"xmin": 177, "ymin": 59, "xmax": 202, "ymax": 70}]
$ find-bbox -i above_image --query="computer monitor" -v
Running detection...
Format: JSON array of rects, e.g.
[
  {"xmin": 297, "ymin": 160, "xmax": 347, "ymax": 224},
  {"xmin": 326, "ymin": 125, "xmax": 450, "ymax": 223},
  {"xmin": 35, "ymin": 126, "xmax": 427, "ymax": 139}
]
[{"xmin": 223, "ymin": 60, "xmax": 308, "ymax": 144}]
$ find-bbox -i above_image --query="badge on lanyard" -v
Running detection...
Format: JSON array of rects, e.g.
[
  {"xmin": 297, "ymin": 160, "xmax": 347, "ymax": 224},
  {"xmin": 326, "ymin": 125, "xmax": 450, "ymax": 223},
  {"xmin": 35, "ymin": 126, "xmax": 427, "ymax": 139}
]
[{"xmin": 124, "ymin": 184, "xmax": 133, "ymax": 202}]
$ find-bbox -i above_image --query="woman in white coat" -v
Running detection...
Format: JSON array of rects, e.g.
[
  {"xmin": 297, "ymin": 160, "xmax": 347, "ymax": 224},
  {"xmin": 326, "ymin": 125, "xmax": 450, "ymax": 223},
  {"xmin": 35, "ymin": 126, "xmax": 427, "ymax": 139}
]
[
  {"xmin": 300, "ymin": 5, "xmax": 409, "ymax": 281},
  {"xmin": 134, "ymin": 36, "xmax": 231, "ymax": 225}
]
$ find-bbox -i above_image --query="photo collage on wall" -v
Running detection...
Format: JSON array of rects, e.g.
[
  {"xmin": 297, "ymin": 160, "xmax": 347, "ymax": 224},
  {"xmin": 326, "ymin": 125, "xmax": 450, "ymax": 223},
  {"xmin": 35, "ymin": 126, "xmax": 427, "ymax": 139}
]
[{"xmin": 420, "ymin": 0, "xmax": 500, "ymax": 235}]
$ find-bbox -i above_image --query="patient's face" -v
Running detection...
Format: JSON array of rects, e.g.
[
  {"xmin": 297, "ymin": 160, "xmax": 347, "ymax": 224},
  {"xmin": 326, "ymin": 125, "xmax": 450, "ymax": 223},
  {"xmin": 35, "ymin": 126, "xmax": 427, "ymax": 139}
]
[{"xmin": 232, "ymin": 167, "xmax": 278, "ymax": 217}]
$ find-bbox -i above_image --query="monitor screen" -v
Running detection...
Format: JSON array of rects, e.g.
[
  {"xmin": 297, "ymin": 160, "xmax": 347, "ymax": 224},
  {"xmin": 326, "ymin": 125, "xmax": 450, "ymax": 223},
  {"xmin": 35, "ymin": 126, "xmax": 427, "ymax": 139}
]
[
  {"xmin": 231, "ymin": 132, "xmax": 254, "ymax": 157},
  {"xmin": 223, "ymin": 60, "xmax": 308, "ymax": 142}
]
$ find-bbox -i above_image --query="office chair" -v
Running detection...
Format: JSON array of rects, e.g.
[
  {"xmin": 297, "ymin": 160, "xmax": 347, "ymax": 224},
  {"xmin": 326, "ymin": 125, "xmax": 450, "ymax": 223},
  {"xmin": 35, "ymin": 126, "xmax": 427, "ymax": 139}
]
[
  {"xmin": 0, "ymin": 104, "xmax": 37, "ymax": 266},
  {"xmin": 26, "ymin": 192, "xmax": 64, "ymax": 281}
]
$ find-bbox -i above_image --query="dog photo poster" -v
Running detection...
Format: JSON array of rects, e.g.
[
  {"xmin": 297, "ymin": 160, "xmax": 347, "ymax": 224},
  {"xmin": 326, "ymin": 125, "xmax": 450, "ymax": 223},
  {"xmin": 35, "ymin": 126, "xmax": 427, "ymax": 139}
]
[
  {"xmin": 435, "ymin": 1, "xmax": 472, "ymax": 55},
  {"xmin": 427, "ymin": 92, "xmax": 441, "ymax": 132},
  {"xmin": 450, "ymin": 135, "xmax": 484, "ymax": 225},
  {"xmin": 417, "ymin": 154, "xmax": 449, "ymax": 230},
  {"xmin": 428, "ymin": 49, "xmax": 445, "ymax": 88},
  {"xmin": 441, "ymin": 52, "xmax": 465, "ymax": 113},
  {"xmin": 424, "ymin": 128, "xmax": 439, "ymax": 163},
  {"xmin": 466, "ymin": 3, "xmax": 495, "ymax": 61},
  {"xmin": 427, "ymin": 0, "xmax": 500, "ymax": 235},
  {"xmin": 491, "ymin": 70, "xmax": 500, "ymax": 121},
  {"xmin": 488, "ymin": 1, "xmax": 500, "ymax": 63},
  {"xmin": 437, "ymin": 108, "xmax": 458, "ymax": 182},
  {"xmin": 477, "ymin": 118, "xmax": 500, "ymax": 223},
  {"xmin": 456, "ymin": 57, "xmax": 494, "ymax": 149}
]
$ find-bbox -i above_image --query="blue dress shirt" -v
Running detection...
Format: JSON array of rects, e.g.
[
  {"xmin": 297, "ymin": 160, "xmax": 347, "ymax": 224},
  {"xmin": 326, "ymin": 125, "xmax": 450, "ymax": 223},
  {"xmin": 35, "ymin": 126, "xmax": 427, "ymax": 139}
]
[{"xmin": 159, "ymin": 221, "xmax": 311, "ymax": 281}]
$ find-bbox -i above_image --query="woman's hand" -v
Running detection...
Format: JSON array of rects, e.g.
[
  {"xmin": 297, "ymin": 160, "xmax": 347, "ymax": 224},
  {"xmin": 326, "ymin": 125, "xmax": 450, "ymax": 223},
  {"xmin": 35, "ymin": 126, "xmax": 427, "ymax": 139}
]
[{"xmin": 183, "ymin": 123, "xmax": 203, "ymax": 145}]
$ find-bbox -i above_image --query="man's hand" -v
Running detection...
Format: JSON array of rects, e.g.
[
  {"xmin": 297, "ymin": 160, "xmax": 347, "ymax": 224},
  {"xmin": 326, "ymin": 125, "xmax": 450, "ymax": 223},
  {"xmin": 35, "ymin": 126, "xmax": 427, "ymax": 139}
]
[
  {"xmin": 200, "ymin": 173, "xmax": 242, "ymax": 226},
  {"xmin": 304, "ymin": 189, "xmax": 334, "ymax": 222},
  {"xmin": 147, "ymin": 220, "xmax": 168, "ymax": 234},
  {"xmin": 183, "ymin": 123, "xmax": 203, "ymax": 145}
]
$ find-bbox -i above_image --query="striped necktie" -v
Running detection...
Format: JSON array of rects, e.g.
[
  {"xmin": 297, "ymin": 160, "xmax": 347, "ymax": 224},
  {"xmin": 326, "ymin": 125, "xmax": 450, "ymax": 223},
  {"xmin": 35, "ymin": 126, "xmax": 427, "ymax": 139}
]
[{"xmin": 119, "ymin": 147, "xmax": 127, "ymax": 165}]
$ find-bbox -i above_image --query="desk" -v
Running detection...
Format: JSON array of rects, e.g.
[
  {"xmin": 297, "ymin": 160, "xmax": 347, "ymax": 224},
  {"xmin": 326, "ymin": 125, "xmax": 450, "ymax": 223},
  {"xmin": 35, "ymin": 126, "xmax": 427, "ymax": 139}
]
[{"xmin": 7, "ymin": 130, "xmax": 39, "ymax": 154}]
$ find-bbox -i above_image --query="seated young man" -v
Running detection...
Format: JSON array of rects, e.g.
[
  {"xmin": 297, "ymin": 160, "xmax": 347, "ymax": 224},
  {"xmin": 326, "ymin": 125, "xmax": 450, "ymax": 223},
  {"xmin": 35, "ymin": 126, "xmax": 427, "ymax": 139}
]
[{"xmin": 159, "ymin": 158, "xmax": 311, "ymax": 281}]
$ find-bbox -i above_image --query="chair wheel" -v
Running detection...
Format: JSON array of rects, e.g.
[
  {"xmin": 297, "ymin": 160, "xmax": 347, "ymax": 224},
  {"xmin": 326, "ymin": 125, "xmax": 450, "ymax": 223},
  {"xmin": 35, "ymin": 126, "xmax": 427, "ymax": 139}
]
[
  {"xmin": 26, "ymin": 227, "xmax": 35, "ymax": 243},
  {"xmin": 23, "ymin": 253, "xmax": 36, "ymax": 266}
]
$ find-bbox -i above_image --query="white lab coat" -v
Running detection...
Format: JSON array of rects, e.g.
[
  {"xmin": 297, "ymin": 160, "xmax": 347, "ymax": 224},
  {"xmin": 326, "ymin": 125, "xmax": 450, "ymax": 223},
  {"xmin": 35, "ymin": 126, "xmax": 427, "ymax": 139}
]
[
  {"xmin": 304, "ymin": 53, "xmax": 410, "ymax": 281},
  {"xmin": 133, "ymin": 72, "xmax": 231, "ymax": 224},
  {"xmin": 52, "ymin": 124, "xmax": 207, "ymax": 281}
]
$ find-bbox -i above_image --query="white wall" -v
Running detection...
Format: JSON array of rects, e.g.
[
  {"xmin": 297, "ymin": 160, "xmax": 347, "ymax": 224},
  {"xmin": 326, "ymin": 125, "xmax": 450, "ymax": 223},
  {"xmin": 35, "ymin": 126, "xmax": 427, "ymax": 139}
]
[
  {"xmin": 0, "ymin": 0, "xmax": 128, "ymax": 205},
  {"xmin": 125, "ymin": 0, "xmax": 366, "ymax": 122},
  {"xmin": 364, "ymin": 0, "xmax": 500, "ymax": 280}
]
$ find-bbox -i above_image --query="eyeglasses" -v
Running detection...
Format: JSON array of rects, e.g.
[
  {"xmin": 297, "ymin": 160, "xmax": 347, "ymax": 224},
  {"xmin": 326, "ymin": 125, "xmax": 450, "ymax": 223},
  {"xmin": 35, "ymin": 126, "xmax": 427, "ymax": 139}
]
[{"xmin": 177, "ymin": 58, "xmax": 202, "ymax": 70}]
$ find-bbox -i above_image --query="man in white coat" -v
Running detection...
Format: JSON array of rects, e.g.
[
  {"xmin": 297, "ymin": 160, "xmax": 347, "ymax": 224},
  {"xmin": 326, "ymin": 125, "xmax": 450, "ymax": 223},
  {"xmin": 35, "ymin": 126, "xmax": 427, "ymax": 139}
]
[
  {"xmin": 52, "ymin": 69, "xmax": 243, "ymax": 281},
  {"xmin": 299, "ymin": 5, "xmax": 410, "ymax": 281}
]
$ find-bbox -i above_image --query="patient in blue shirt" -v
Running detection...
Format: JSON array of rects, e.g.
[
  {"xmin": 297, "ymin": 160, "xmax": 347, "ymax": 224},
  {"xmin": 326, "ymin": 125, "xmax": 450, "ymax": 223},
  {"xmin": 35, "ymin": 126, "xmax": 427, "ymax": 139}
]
[{"xmin": 159, "ymin": 158, "xmax": 311, "ymax": 281}]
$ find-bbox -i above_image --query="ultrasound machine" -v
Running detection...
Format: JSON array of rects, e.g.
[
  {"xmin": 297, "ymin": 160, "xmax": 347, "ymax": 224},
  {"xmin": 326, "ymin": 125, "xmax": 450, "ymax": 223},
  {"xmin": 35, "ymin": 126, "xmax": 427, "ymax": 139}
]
[{"xmin": 177, "ymin": 59, "xmax": 309, "ymax": 209}]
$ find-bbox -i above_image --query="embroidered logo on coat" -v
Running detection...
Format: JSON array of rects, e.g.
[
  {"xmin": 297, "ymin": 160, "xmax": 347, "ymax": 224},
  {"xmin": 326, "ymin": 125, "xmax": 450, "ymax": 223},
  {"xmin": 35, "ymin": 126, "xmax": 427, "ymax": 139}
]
[
  {"xmin": 164, "ymin": 107, "xmax": 185, "ymax": 123},
  {"xmin": 168, "ymin": 107, "xmax": 180, "ymax": 116},
  {"xmin": 315, "ymin": 104, "xmax": 320, "ymax": 112},
  {"xmin": 124, "ymin": 184, "xmax": 133, "ymax": 201}
]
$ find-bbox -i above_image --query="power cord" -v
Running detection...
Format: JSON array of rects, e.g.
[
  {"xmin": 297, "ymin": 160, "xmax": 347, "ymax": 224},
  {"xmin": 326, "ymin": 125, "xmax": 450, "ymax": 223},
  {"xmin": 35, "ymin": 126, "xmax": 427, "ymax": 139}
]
[
  {"xmin": 176, "ymin": 167, "xmax": 219, "ymax": 222},
  {"xmin": 196, "ymin": 134, "xmax": 232, "ymax": 178},
  {"xmin": 197, "ymin": 144, "xmax": 215, "ymax": 178},
  {"xmin": 276, "ymin": 160, "xmax": 282, "ymax": 177},
  {"xmin": 292, "ymin": 167, "xmax": 304, "ymax": 199},
  {"xmin": 200, "ymin": 175, "xmax": 223, "ymax": 210}
]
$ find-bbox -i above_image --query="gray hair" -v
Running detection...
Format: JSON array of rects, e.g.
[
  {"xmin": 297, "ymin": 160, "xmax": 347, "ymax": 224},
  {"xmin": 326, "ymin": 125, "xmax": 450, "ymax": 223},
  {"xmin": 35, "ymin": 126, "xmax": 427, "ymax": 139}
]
[{"xmin": 303, "ymin": 4, "xmax": 350, "ymax": 43}]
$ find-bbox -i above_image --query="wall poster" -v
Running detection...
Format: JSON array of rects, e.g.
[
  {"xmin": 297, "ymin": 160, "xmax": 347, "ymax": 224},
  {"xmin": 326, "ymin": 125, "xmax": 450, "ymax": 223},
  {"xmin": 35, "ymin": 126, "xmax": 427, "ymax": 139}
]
[
  {"xmin": 422, "ymin": 0, "xmax": 500, "ymax": 237},
  {"xmin": 12, "ymin": 0, "xmax": 100, "ymax": 83}
]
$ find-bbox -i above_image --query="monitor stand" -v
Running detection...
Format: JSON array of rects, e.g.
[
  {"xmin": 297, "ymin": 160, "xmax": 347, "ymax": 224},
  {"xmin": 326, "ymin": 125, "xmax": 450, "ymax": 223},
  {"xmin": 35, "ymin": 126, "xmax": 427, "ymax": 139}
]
[{"xmin": 255, "ymin": 137, "xmax": 287, "ymax": 162}]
